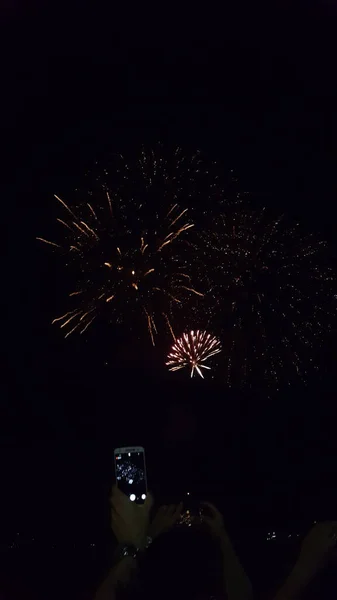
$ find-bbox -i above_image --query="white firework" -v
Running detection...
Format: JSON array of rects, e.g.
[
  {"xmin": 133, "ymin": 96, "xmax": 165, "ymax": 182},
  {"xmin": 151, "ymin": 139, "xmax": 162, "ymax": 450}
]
[{"xmin": 166, "ymin": 330, "xmax": 222, "ymax": 378}]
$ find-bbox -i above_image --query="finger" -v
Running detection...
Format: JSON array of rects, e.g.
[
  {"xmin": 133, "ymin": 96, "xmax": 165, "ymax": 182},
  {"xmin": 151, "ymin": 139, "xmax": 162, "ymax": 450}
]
[
  {"xmin": 110, "ymin": 502, "xmax": 122, "ymax": 518},
  {"xmin": 328, "ymin": 526, "xmax": 337, "ymax": 540},
  {"xmin": 111, "ymin": 485, "xmax": 126, "ymax": 503},
  {"xmin": 330, "ymin": 549, "xmax": 337, "ymax": 563},
  {"xmin": 110, "ymin": 488, "xmax": 129, "ymax": 507},
  {"xmin": 200, "ymin": 501, "xmax": 219, "ymax": 516},
  {"xmin": 167, "ymin": 505, "xmax": 176, "ymax": 517},
  {"xmin": 109, "ymin": 483, "xmax": 117, "ymax": 503},
  {"xmin": 143, "ymin": 491, "xmax": 154, "ymax": 511},
  {"xmin": 173, "ymin": 502, "xmax": 184, "ymax": 521},
  {"xmin": 201, "ymin": 516, "xmax": 213, "ymax": 528}
]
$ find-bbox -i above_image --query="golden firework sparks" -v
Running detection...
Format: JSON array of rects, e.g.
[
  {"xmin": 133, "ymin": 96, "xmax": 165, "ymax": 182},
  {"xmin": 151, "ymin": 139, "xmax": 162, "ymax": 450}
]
[
  {"xmin": 106, "ymin": 191, "xmax": 113, "ymax": 215},
  {"xmin": 69, "ymin": 290, "xmax": 83, "ymax": 297},
  {"xmin": 87, "ymin": 203, "xmax": 98, "ymax": 220},
  {"xmin": 80, "ymin": 220, "xmax": 100, "ymax": 240},
  {"xmin": 36, "ymin": 237, "xmax": 61, "ymax": 248},
  {"xmin": 180, "ymin": 286, "xmax": 204, "ymax": 297},
  {"xmin": 38, "ymin": 146, "xmax": 205, "ymax": 342},
  {"xmin": 54, "ymin": 195, "xmax": 77, "ymax": 220}
]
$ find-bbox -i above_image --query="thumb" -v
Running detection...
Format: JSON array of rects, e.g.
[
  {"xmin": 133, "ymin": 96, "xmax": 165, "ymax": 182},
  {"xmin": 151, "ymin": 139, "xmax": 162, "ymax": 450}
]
[{"xmin": 144, "ymin": 491, "xmax": 154, "ymax": 511}]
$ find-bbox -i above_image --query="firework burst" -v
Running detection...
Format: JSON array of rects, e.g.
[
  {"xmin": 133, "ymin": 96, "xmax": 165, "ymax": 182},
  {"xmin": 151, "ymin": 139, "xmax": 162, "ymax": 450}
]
[
  {"xmin": 166, "ymin": 330, "xmax": 222, "ymax": 378},
  {"xmin": 199, "ymin": 199, "xmax": 336, "ymax": 387},
  {"xmin": 37, "ymin": 147, "xmax": 206, "ymax": 343}
]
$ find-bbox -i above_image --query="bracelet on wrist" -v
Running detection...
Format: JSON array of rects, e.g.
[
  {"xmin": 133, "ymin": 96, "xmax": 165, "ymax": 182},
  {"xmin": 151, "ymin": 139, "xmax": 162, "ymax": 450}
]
[{"xmin": 114, "ymin": 536, "xmax": 153, "ymax": 564}]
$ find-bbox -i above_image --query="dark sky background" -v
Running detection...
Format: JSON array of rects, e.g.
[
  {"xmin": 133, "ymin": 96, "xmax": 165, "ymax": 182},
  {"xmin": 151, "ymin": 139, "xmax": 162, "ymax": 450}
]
[{"xmin": 2, "ymin": 2, "xmax": 337, "ymax": 546}]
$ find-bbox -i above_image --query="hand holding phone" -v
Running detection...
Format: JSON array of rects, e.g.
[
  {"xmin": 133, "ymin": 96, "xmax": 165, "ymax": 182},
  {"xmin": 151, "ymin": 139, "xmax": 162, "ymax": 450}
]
[
  {"xmin": 110, "ymin": 484, "xmax": 153, "ymax": 549},
  {"xmin": 199, "ymin": 501, "xmax": 227, "ymax": 540},
  {"xmin": 149, "ymin": 503, "xmax": 183, "ymax": 539},
  {"xmin": 178, "ymin": 492, "xmax": 204, "ymax": 527}
]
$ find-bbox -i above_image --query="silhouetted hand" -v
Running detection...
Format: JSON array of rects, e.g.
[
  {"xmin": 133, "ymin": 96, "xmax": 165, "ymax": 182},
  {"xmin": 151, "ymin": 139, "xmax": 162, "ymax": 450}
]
[
  {"xmin": 201, "ymin": 501, "xmax": 253, "ymax": 600},
  {"xmin": 110, "ymin": 484, "xmax": 153, "ymax": 549},
  {"xmin": 273, "ymin": 522, "xmax": 337, "ymax": 600},
  {"xmin": 200, "ymin": 501, "xmax": 227, "ymax": 540},
  {"xmin": 297, "ymin": 521, "xmax": 337, "ymax": 572},
  {"xmin": 149, "ymin": 502, "xmax": 183, "ymax": 539}
]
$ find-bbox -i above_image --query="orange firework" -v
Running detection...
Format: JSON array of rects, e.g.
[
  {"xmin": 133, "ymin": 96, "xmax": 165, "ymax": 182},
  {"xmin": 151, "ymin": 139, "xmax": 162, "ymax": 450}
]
[{"xmin": 36, "ymin": 146, "xmax": 205, "ymax": 343}]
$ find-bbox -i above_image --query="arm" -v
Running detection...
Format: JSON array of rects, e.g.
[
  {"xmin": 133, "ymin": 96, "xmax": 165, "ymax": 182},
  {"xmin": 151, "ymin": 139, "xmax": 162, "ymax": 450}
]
[
  {"xmin": 272, "ymin": 562, "xmax": 317, "ymax": 600},
  {"xmin": 94, "ymin": 485, "xmax": 153, "ymax": 600},
  {"xmin": 201, "ymin": 502, "xmax": 253, "ymax": 600},
  {"xmin": 219, "ymin": 531, "xmax": 253, "ymax": 600},
  {"xmin": 272, "ymin": 521, "xmax": 337, "ymax": 600},
  {"xmin": 94, "ymin": 555, "xmax": 137, "ymax": 600}
]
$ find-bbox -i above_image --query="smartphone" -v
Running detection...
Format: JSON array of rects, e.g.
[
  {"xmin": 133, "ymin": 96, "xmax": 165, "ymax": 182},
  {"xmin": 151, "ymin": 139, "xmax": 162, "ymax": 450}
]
[
  {"xmin": 114, "ymin": 446, "xmax": 147, "ymax": 504},
  {"xmin": 178, "ymin": 492, "xmax": 203, "ymax": 527}
]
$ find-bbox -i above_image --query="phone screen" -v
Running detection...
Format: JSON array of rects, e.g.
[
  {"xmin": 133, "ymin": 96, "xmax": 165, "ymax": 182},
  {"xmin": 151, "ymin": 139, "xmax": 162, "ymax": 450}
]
[{"xmin": 114, "ymin": 446, "xmax": 147, "ymax": 504}]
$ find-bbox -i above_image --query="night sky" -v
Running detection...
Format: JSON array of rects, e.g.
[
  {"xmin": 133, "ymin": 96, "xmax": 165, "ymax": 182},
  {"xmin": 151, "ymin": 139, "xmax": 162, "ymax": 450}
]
[{"xmin": 2, "ymin": 2, "xmax": 337, "ymax": 557}]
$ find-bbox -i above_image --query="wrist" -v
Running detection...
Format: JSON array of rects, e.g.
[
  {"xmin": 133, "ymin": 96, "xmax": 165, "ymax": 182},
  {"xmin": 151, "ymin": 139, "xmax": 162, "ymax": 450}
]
[
  {"xmin": 276, "ymin": 561, "xmax": 318, "ymax": 599},
  {"xmin": 218, "ymin": 529, "xmax": 232, "ymax": 548},
  {"xmin": 116, "ymin": 533, "xmax": 147, "ymax": 551},
  {"xmin": 114, "ymin": 535, "xmax": 152, "ymax": 561},
  {"xmin": 292, "ymin": 556, "xmax": 322, "ymax": 580}
]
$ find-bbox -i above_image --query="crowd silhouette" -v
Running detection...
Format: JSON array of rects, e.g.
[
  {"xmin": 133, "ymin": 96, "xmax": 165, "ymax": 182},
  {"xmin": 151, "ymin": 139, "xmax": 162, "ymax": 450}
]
[{"xmin": 94, "ymin": 484, "xmax": 337, "ymax": 600}]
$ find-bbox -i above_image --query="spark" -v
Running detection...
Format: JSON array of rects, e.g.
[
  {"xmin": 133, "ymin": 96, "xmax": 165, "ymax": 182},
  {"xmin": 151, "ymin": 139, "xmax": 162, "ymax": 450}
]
[
  {"xmin": 166, "ymin": 203, "xmax": 178, "ymax": 218},
  {"xmin": 36, "ymin": 237, "xmax": 61, "ymax": 248},
  {"xmin": 57, "ymin": 219, "xmax": 75, "ymax": 233},
  {"xmin": 80, "ymin": 315, "xmax": 96, "ymax": 334},
  {"xmin": 140, "ymin": 237, "xmax": 149, "ymax": 254},
  {"xmin": 158, "ymin": 239, "xmax": 172, "ymax": 251},
  {"xmin": 80, "ymin": 220, "xmax": 99, "ymax": 240},
  {"xmin": 52, "ymin": 310, "xmax": 78, "ymax": 324},
  {"xmin": 87, "ymin": 203, "xmax": 98, "ymax": 220},
  {"xmin": 54, "ymin": 195, "xmax": 77, "ymax": 220},
  {"xmin": 144, "ymin": 268, "xmax": 155, "ymax": 277},
  {"xmin": 144, "ymin": 309, "xmax": 155, "ymax": 346},
  {"xmin": 163, "ymin": 312, "xmax": 176, "ymax": 341},
  {"xmin": 106, "ymin": 295, "xmax": 115, "ymax": 302},
  {"xmin": 60, "ymin": 311, "xmax": 82, "ymax": 328},
  {"xmin": 104, "ymin": 262, "xmax": 112, "ymax": 268},
  {"xmin": 64, "ymin": 321, "xmax": 82, "ymax": 338},
  {"xmin": 170, "ymin": 208, "xmax": 188, "ymax": 228},
  {"xmin": 73, "ymin": 221, "xmax": 90, "ymax": 237},
  {"xmin": 106, "ymin": 191, "xmax": 113, "ymax": 215},
  {"xmin": 163, "ymin": 232, "xmax": 175, "ymax": 242},
  {"xmin": 80, "ymin": 307, "xmax": 95, "ymax": 321},
  {"xmin": 180, "ymin": 286, "xmax": 204, "ymax": 297},
  {"xmin": 176, "ymin": 223, "xmax": 194, "ymax": 234},
  {"xmin": 166, "ymin": 292, "xmax": 182, "ymax": 304}
]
